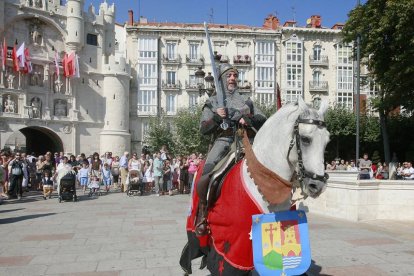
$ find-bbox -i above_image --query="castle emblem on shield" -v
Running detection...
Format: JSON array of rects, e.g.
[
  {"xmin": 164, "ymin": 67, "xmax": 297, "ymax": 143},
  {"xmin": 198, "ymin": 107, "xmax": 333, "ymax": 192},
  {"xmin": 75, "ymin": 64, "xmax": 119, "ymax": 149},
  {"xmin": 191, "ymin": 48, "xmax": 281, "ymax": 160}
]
[{"xmin": 252, "ymin": 210, "xmax": 311, "ymax": 276}]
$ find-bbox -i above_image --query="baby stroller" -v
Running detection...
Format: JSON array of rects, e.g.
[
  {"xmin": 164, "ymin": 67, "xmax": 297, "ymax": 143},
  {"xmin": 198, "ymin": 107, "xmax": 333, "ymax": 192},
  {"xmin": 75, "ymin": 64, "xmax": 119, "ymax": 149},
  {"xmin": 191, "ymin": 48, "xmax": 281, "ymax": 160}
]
[
  {"xmin": 126, "ymin": 170, "xmax": 141, "ymax": 196},
  {"xmin": 88, "ymin": 177, "xmax": 102, "ymax": 197},
  {"xmin": 58, "ymin": 171, "xmax": 78, "ymax": 203}
]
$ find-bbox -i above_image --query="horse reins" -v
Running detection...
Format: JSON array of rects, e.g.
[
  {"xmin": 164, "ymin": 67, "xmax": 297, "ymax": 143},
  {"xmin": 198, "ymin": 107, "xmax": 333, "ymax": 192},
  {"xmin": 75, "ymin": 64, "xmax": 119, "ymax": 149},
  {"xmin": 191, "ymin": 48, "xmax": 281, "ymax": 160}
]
[{"xmin": 287, "ymin": 118, "xmax": 329, "ymax": 193}]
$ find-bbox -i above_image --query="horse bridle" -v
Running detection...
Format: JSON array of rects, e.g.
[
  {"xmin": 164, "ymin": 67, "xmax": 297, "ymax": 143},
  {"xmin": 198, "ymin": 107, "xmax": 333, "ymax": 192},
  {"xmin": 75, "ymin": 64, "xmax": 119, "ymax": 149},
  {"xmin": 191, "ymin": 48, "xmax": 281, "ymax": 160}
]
[{"xmin": 287, "ymin": 117, "xmax": 329, "ymax": 191}]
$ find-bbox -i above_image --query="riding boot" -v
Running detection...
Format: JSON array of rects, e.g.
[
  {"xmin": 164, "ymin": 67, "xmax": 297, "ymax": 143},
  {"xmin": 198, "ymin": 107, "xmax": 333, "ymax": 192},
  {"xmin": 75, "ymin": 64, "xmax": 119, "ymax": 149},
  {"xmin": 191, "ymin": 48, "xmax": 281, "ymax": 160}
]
[{"xmin": 195, "ymin": 174, "xmax": 211, "ymax": 236}]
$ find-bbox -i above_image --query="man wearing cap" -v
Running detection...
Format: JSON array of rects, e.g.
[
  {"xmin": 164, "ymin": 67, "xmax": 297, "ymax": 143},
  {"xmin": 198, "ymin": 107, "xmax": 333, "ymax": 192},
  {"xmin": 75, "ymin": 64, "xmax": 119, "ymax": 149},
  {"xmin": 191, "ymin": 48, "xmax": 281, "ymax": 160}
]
[{"xmin": 195, "ymin": 63, "xmax": 266, "ymax": 235}]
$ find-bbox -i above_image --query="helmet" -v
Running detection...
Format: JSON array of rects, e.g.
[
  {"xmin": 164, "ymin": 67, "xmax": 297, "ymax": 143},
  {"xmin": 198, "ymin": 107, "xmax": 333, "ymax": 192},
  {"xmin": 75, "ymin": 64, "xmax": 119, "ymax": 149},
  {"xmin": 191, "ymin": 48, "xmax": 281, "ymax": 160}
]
[{"xmin": 218, "ymin": 63, "xmax": 238, "ymax": 80}]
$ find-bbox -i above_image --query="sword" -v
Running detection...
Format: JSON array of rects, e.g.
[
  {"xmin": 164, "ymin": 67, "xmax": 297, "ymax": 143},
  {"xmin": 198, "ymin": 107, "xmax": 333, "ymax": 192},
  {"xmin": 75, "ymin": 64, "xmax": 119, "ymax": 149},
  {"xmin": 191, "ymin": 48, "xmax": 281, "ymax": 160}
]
[{"xmin": 204, "ymin": 22, "xmax": 229, "ymax": 130}]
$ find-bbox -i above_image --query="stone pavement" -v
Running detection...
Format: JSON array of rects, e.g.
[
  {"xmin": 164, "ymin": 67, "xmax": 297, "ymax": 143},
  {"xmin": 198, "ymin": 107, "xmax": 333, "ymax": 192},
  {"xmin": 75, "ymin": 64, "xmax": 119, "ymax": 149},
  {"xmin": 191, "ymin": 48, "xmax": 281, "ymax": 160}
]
[{"xmin": 0, "ymin": 190, "xmax": 413, "ymax": 276}]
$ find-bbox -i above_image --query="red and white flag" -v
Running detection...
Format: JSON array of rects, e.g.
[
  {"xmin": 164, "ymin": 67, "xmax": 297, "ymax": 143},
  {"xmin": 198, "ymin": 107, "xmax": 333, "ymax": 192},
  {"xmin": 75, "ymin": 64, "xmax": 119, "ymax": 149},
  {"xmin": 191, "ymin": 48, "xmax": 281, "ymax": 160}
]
[
  {"xmin": 54, "ymin": 51, "xmax": 60, "ymax": 76},
  {"xmin": 12, "ymin": 43, "xmax": 19, "ymax": 72},
  {"xmin": 63, "ymin": 52, "xmax": 75, "ymax": 77},
  {"xmin": 16, "ymin": 42, "xmax": 25, "ymax": 69},
  {"xmin": 23, "ymin": 47, "xmax": 32, "ymax": 74}
]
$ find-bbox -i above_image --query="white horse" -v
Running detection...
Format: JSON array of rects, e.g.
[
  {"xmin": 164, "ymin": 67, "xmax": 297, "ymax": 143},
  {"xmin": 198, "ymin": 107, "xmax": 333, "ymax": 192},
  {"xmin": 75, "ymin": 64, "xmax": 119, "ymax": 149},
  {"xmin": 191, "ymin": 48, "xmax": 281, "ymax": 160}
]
[{"xmin": 181, "ymin": 97, "xmax": 330, "ymax": 275}]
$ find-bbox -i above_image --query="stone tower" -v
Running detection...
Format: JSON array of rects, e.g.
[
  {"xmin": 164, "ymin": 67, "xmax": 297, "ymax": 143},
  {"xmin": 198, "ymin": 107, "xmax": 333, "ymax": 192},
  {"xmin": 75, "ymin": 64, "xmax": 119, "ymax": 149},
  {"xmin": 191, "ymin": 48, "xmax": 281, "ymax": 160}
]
[
  {"xmin": 66, "ymin": 0, "xmax": 85, "ymax": 51},
  {"xmin": 99, "ymin": 55, "xmax": 131, "ymax": 156},
  {"xmin": 100, "ymin": 1, "xmax": 116, "ymax": 56}
]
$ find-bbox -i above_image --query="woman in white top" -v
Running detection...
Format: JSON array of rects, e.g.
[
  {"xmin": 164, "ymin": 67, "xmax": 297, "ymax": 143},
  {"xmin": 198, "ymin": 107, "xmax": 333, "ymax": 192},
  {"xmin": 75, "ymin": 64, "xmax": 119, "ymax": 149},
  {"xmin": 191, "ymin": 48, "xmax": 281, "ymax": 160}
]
[{"xmin": 128, "ymin": 153, "xmax": 141, "ymax": 175}]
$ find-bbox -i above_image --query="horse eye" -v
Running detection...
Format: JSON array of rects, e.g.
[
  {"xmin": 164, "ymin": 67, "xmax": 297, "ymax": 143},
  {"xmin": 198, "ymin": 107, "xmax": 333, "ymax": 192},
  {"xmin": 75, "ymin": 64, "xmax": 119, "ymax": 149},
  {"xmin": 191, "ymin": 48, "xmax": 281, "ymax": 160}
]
[{"xmin": 301, "ymin": 136, "xmax": 312, "ymax": 145}]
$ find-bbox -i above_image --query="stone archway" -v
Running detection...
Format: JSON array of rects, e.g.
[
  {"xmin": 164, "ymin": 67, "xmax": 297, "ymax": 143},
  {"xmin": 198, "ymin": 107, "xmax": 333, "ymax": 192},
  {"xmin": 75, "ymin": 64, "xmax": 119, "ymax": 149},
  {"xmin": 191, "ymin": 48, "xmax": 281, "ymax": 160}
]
[{"xmin": 6, "ymin": 127, "xmax": 64, "ymax": 155}]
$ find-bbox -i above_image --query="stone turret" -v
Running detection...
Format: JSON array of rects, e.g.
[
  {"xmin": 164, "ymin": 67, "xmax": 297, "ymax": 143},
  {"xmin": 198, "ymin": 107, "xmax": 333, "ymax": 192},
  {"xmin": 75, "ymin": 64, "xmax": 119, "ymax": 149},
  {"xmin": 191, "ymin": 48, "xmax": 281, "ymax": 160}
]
[
  {"xmin": 99, "ymin": 55, "xmax": 131, "ymax": 156},
  {"xmin": 99, "ymin": 1, "xmax": 115, "ymax": 56},
  {"xmin": 66, "ymin": 0, "xmax": 85, "ymax": 51}
]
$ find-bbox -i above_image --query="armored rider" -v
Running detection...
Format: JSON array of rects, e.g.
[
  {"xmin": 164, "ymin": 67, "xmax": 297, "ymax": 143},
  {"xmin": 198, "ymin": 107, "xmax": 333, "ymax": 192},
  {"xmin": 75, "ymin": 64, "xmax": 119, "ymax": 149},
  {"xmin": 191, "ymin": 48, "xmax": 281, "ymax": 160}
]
[{"xmin": 196, "ymin": 63, "xmax": 267, "ymax": 235}]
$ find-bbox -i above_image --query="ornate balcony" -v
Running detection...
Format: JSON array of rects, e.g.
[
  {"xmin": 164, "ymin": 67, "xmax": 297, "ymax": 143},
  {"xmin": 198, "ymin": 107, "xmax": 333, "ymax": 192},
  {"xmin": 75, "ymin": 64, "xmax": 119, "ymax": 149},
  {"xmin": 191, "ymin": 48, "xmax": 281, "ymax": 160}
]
[
  {"xmin": 309, "ymin": 55, "xmax": 329, "ymax": 66},
  {"xmin": 162, "ymin": 80, "xmax": 182, "ymax": 91},
  {"xmin": 233, "ymin": 55, "xmax": 252, "ymax": 67},
  {"xmin": 185, "ymin": 55, "xmax": 204, "ymax": 67},
  {"xmin": 309, "ymin": 81, "xmax": 328, "ymax": 92},
  {"xmin": 162, "ymin": 54, "xmax": 182, "ymax": 65},
  {"xmin": 237, "ymin": 80, "xmax": 252, "ymax": 93},
  {"xmin": 185, "ymin": 81, "xmax": 199, "ymax": 91}
]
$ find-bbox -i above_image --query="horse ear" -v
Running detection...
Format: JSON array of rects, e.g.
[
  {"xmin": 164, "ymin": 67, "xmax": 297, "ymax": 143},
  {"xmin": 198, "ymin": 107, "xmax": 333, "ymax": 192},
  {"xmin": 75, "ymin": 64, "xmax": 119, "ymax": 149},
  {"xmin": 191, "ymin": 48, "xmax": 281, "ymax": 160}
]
[
  {"xmin": 318, "ymin": 100, "xmax": 329, "ymax": 118},
  {"xmin": 297, "ymin": 96, "xmax": 308, "ymax": 112}
]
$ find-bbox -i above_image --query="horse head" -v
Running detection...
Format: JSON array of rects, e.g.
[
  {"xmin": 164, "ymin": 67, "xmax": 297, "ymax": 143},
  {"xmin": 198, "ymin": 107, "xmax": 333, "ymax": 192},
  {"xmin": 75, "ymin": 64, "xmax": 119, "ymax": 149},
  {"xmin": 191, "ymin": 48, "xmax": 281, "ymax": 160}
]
[{"xmin": 251, "ymin": 97, "xmax": 330, "ymax": 208}]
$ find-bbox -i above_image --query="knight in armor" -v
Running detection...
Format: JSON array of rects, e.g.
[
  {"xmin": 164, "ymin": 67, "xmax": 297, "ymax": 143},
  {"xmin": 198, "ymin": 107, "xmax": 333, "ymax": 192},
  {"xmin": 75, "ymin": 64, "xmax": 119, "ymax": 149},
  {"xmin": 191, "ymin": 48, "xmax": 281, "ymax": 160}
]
[{"xmin": 195, "ymin": 63, "xmax": 266, "ymax": 235}]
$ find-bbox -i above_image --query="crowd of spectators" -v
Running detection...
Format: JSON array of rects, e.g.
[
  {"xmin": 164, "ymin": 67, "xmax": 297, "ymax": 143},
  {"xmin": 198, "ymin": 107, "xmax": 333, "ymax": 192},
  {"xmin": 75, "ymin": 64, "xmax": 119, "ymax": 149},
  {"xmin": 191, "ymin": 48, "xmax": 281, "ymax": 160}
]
[
  {"xmin": 326, "ymin": 153, "xmax": 413, "ymax": 180},
  {"xmin": 0, "ymin": 146, "xmax": 205, "ymax": 203}
]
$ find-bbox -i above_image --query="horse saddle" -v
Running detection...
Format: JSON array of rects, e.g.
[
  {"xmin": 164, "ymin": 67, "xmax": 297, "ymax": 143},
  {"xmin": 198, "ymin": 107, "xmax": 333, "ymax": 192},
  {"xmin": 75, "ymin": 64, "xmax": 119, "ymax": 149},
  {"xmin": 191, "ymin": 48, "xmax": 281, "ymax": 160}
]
[{"xmin": 206, "ymin": 142, "xmax": 240, "ymax": 209}]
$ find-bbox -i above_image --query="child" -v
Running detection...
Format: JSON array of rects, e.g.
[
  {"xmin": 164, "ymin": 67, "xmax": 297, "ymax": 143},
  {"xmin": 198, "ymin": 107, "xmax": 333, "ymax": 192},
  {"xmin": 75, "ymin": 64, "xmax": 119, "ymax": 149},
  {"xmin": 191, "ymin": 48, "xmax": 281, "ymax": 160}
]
[
  {"xmin": 101, "ymin": 163, "xmax": 112, "ymax": 193},
  {"xmin": 42, "ymin": 170, "xmax": 53, "ymax": 200},
  {"xmin": 88, "ymin": 176, "xmax": 100, "ymax": 197},
  {"xmin": 78, "ymin": 162, "xmax": 89, "ymax": 194}
]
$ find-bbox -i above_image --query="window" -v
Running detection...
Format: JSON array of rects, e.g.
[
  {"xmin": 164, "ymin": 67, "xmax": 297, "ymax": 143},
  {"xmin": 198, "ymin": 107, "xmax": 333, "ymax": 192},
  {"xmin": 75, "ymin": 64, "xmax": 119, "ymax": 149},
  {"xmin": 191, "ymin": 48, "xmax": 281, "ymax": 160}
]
[
  {"xmin": 167, "ymin": 71, "xmax": 176, "ymax": 85},
  {"xmin": 166, "ymin": 93, "xmax": 177, "ymax": 114},
  {"xmin": 256, "ymin": 41, "xmax": 274, "ymax": 62},
  {"xmin": 285, "ymin": 90, "xmax": 302, "ymax": 104},
  {"xmin": 138, "ymin": 90, "xmax": 157, "ymax": 114},
  {"xmin": 337, "ymin": 92, "xmax": 353, "ymax": 109},
  {"xmin": 312, "ymin": 70, "xmax": 321, "ymax": 83},
  {"xmin": 142, "ymin": 122, "xmax": 150, "ymax": 138},
  {"xmin": 139, "ymin": 64, "xmax": 157, "ymax": 85},
  {"xmin": 313, "ymin": 45, "xmax": 322, "ymax": 61},
  {"xmin": 188, "ymin": 74, "xmax": 197, "ymax": 88},
  {"xmin": 139, "ymin": 38, "xmax": 157, "ymax": 58},
  {"xmin": 166, "ymin": 42, "xmax": 177, "ymax": 60},
  {"xmin": 189, "ymin": 93, "xmax": 199, "ymax": 108},
  {"xmin": 337, "ymin": 66, "xmax": 353, "ymax": 91},
  {"xmin": 189, "ymin": 43, "xmax": 200, "ymax": 61},
  {"xmin": 256, "ymin": 92, "xmax": 274, "ymax": 105},
  {"xmin": 86, "ymin": 34, "xmax": 98, "ymax": 46},
  {"xmin": 238, "ymin": 70, "xmax": 247, "ymax": 87},
  {"xmin": 286, "ymin": 64, "xmax": 302, "ymax": 89},
  {"xmin": 256, "ymin": 67, "xmax": 274, "ymax": 88},
  {"xmin": 286, "ymin": 40, "xmax": 302, "ymax": 62},
  {"xmin": 337, "ymin": 44, "xmax": 352, "ymax": 65}
]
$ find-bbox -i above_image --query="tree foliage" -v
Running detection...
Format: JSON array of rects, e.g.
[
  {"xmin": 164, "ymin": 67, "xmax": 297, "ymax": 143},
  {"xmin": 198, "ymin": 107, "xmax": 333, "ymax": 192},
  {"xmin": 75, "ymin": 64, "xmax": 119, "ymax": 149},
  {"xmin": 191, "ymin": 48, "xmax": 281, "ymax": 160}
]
[
  {"xmin": 173, "ymin": 106, "xmax": 210, "ymax": 156},
  {"xmin": 342, "ymin": 0, "xmax": 414, "ymax": 112},
  {"xmin": 143, "ymin": 115, "xmax": 175, "ymax": 155},
  {"xmin": 325, "ymin": 106, "xmax": 356, "ymax": 138}
]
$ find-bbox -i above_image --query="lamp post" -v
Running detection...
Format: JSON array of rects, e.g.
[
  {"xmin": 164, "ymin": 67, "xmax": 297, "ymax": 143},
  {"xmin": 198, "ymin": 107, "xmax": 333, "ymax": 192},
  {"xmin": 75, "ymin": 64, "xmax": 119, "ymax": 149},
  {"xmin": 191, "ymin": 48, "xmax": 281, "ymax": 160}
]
[
  {"xmin": 195, "ymin": 67, "xmax": 215, "ymax": 97},
  {"xmin": 355, "ymin": 0, "xmax": 361, "ymax": 165}
]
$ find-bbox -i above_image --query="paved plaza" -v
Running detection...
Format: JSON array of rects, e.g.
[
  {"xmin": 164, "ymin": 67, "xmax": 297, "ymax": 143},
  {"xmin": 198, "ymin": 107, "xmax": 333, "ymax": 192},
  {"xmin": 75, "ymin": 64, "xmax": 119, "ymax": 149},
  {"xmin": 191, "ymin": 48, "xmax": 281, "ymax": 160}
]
[{"xmin": 0, "ymin": 190, "xmax": 413, "ymax": 276}]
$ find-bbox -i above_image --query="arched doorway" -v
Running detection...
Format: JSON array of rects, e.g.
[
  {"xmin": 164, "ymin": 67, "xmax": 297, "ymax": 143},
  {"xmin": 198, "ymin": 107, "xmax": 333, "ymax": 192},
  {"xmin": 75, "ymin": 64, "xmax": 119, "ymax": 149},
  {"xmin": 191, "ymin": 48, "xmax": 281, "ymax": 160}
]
[{"xmin": 5, "ymin": 127, "xmax": 64, "ymax": 155}]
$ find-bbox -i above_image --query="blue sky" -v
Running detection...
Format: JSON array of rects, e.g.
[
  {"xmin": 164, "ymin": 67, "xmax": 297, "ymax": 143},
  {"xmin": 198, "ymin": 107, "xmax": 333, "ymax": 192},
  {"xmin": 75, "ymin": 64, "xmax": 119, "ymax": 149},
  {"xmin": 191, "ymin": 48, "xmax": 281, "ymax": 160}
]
[{"xmin": 86, "ymin": 0, "xmax": 362, "ymax": 28}]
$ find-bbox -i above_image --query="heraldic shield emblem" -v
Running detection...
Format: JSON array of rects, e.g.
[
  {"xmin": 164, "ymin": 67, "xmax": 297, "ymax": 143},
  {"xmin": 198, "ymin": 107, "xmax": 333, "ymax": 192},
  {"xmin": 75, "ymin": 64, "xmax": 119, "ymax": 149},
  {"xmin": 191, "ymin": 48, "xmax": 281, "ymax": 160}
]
[{"xmin": 252, "ymin": 210, "xmax": 311, "ymax": 276}]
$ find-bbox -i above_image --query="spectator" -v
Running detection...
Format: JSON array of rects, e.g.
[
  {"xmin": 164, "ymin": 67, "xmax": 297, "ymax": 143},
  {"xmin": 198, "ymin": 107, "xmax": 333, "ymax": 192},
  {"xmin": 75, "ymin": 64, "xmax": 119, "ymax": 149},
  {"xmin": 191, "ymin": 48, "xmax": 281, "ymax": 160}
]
[
  {"xmin": 78, "ymin": 161, "xmax": 89, "ymax": 194},
  {"xmin": 163, "ymin": 160, "xmax": 173, "ymax": 196},
  {"xmin": 337, "ymin": 159, "xmax": 346, "ymax": 170},
  {"xmin": 327, "ymin": 160, "xmax": 336, "ymax": 170},
  {"xmin": 8, "ymin": 153, "xmax": 24, "ymax": 199},
  {"xmin": 187, "ymin": 153, "xmax": 199, "ymax": 189},
  {"xmin": 375, "ymin": 162, "xmax": 384, "ymax": 179},
  {"xmin": 153, "ymin": 152, "xmax": 164, "ymax": 196},
  {"xmin": 35, "ymin": 155, "xmax": 45, "ymax": 191},
  {"xmin": 347, "ymin": 160, "xmax": 359, "ymax": 172},
  {"xmin": 179, "ymin": 156, "xmax": 189, "ymax": 194},
  {"xmin": 119, "ymin": 152, "xmax": 129, "ymax": 192},
  {"xmin": 358, "ymin": 153, "xmax": 372, "ymax": 180},
  {"xmin": 42, "ymin": 170, "xmax": 54, "ymax": 200},
  {"xmin": 401, "ymin": 162, "xmax": 414, "ymax": 180},
  {"xmin": 111, "ymin": 156, "xmax": 120, "ymax": 189},
  {"xmin": 141, "ymin": 160, "xmax": 153, "ymax": 195},
  {"xmin": 160, "ymin": 145, "xmax": 168, "ymax": 161},
  {"xmin": 101, "ymin": 163, "xmax": 112, "ymax": 193}
]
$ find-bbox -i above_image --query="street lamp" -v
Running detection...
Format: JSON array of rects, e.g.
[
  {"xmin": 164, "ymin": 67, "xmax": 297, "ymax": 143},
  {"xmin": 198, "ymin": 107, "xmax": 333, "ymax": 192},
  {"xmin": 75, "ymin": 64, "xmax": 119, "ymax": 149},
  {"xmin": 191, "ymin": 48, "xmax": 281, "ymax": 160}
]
[{"xmin": 195, "ymin": 67, "xmax": 215, "ymax": 97}]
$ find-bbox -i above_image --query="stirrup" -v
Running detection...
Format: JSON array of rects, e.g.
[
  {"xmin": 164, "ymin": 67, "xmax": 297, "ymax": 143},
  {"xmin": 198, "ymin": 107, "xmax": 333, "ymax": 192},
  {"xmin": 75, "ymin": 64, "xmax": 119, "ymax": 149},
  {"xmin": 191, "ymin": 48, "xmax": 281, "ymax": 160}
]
[{"xmin": 195, "ymin": 218, "xmax": 208, "ymax": 236}]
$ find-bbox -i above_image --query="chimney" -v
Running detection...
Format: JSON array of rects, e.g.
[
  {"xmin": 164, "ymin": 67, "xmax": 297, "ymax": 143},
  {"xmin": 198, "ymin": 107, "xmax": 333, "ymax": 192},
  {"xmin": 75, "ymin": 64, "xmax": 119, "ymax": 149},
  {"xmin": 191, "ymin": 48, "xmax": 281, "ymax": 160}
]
[
  {"xmin": 128, "ymin": 10, "xmax": 134, "ymax": 26},
  {"xmin": 263, "ymin": 14, "xmax": 279, "ymax": 30},
  {"xmin": 310, "ymin": 15, "xmax": 321, "ymax": 28}
]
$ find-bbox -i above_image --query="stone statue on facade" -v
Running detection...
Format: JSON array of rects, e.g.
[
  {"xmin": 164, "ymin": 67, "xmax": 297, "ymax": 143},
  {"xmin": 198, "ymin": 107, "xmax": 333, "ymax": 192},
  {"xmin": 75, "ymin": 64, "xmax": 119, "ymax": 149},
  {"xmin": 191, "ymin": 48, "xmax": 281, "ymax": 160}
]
[
  {"xmin": 4, "ymin": 95, "xmax": 16, "ymax": 113},
  {"xmin": 54, "ymin": 79, "xmax": 63, "ymax": 93},
  {"xmin": 31, "ymin": 97, "xmax": 42, "ymax": 118},
  {"xmin": 34, "ymin": 0, "xmax": 43, "ymax": 8},
  {"xmin": 31, "ymin": 25, "xmax": 43, "ymax": 46},
  {"xmin": 7, "ymin": 73, "xmax": 15, "ymax": 89},
  {"xmin": 54, "ymin": 99, "xmax": 67, "ymax": 116}
]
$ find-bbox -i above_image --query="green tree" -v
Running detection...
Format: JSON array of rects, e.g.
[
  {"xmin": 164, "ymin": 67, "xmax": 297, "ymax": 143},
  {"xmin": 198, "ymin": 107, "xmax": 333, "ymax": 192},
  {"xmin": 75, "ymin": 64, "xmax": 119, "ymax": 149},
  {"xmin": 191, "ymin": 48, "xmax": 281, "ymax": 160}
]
[
  {"xmin": 342, "ymin": 0, "xmax": 414, "ymax": 163},
  {"xmin": 143, "ymin": 115, "xmax": 175, "ymax": 155},
  {"xmin": 253, "ymin": 100, "xmax": 277, "ymax": 118},
  {"xmin": 173, "ymin": 106, "xmax": 210, "ymax": 156}
]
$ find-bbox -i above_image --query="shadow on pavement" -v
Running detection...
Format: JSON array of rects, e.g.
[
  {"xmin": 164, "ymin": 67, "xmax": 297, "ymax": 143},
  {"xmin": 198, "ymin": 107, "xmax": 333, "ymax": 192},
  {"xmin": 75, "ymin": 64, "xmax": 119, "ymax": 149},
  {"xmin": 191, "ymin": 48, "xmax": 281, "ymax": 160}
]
[
  {"xmin": 0, "ymin": 208, "xmax": 25, "ymax": 214},
  {"xmin": 306, "ymin": 259, "xmax": 332, "ymax": 276},
  {"xmin": 0, "ymin": 212, "xmax": 57, "ymax": 224}
]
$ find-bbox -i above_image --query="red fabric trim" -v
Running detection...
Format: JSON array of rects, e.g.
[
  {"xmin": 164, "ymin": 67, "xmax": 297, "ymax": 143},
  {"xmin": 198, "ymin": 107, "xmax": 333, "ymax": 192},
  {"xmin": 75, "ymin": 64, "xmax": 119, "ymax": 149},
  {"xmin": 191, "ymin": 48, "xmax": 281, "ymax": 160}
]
[{"xmin": 240, "ymin": 160, "xmax": 264, "ymax": 213}]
